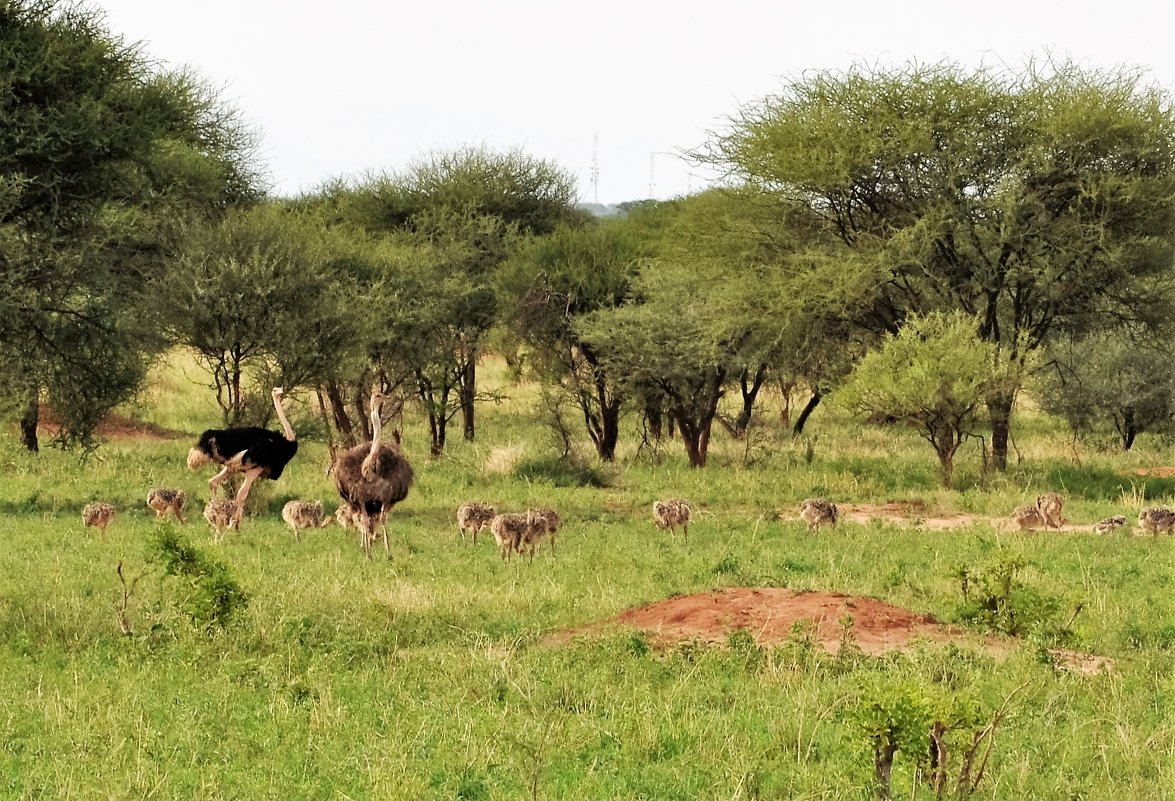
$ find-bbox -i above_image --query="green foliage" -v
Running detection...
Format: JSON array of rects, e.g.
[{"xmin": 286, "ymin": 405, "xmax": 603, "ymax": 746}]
[
  {"xmin": 156, "ymin": 204, "xmax": 366, "ymax": 423},
  {"xmin": 498, "ymin": 219, "xmax": 645, "ymax": 459},
  {"xmin": 698, "ymin": 60, "xmax": 1175, "ymax": 468},
  {"xmin": 837, "ymin": 312, "xmax": 1006, "ymax": 486},
  {"xmin": 951, "ymin": 555, "xmax": 1067, "ymax": 639},
  {"xmin": 151, "ymin": 527, "xmax": 250, "ymax": 631},
  {"xmin": 0, "ymin": 0, "xmax": 264, "ymax": 448},
  {"xmin": 1039, "ymin": 329, "xmax": 1175, "ymax": 449}
]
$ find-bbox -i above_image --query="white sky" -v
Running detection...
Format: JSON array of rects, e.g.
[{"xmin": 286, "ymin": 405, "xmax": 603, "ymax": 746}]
[{"xmin": 94, "ymin": 0, "xmax": 1175, "ymax": 205}]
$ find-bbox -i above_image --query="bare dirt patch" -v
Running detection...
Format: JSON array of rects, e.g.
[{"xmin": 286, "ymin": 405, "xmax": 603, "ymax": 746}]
[
  {"xmin": 1130, "ymin": 466, "xmax": 1175, "ymax": 478},
  {"xmin": 798, "ymin": 502, "xmax": 1127, "ymax": 535},
  {"xmin": 555, "ymin": 587, "xmax": 966, "ymax": 655},
  {"xmin": 553, "ymin": 587, "xmax": 1112, "ymax": 673},
  {"xmin": 37, "ymin": 407, "xmax": 184, "ymax": 442},
  {"xmin": 840, "ymin": 502, "xmax": 982, "ymax": 531}
]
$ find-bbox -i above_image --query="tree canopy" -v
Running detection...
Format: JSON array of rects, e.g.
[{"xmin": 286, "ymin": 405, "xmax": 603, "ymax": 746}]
[
  {"xmin": 0, "ymin": 0, "xmax": 265, "ymax": 449},
  {"xmin": 699, "ymin": 60, "xmax": 1175, "ymax": 468}
]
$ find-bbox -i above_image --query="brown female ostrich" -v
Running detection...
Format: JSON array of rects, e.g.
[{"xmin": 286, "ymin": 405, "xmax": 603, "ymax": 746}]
[
  {"xmin": 334, "ymin": 389, "xmax": 414, "ymax": 560},
  {"xmin": 187, "ymin": 387, "xmax": 299, "ymax": 509}
]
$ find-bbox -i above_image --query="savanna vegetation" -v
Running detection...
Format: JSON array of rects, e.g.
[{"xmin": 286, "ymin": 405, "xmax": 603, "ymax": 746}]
[{"xmin": 2, "ymin": 1, "xmax": 1174, "ymax": 798}]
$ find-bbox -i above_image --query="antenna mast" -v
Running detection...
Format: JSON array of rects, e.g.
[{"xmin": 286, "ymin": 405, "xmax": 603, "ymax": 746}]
[{"xmin": 648, "ymin": 153, "xmax": 655, "ymax": 198}]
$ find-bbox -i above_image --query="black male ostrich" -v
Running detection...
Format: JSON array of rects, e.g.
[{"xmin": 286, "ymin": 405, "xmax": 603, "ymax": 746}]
[
  {"xmin": 187, "ymin": 387, "xmax": 299, "ymax": 507},
  {"xmin": 335, "ymin": 389, "xmax": 414, "ymax": 560}
]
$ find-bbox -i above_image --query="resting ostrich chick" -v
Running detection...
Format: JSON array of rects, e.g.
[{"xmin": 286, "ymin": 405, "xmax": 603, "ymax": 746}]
[
  {"xmin": 203, "ymin": 498, "xmax": 242, "ymax": 542},
  {"xmin": 457, "ymin": 502, "xmax": 496, "ymax": 544},
  {"xmin": 799, "ymin": 498, "xmax": 838, "ymax": 531},
  {"xmin": 1093, "ymin": 515, "xmax": 1127, "ymax": 535},
  {"xmin": 146, "ymin": 488, "xmax": 186, "ymax": 523},
  {"xmin": 82, "ymin": 502, "xmax": 116, "ymax": 535},
  {"xmin": 334, "ymin": 389, "xmax": 414, "ymax": 560},
  {"xmin": 187, "ymin": 387, "xmax": 299, "ymax": 507},
  {"xmin": 281, "ymin": 500, "xmax": 335, "ymax": 542},
  {"xmin": 1138, "ymin": 507, "xmax": 1175, "ymax": 536},
  {"xmin": 1035, "ymin": 492, "xmax": 1065, "ymax": 529},
  {"xmin": 517, "ymin": 508, "xmax": 560, "ymax": 561},
  {"xmin": 653, "ymin": 499, "xmax": 692, "ymax": 540},
  {"xmin": 1011, "ymin": 504, "xmax": 1046, "ymax": 531}
]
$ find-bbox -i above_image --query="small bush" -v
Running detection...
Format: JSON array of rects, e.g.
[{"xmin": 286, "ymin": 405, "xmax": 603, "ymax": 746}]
[{"xmin": 151, "ymin": 527, "xmax": 250, "ymax": 632}]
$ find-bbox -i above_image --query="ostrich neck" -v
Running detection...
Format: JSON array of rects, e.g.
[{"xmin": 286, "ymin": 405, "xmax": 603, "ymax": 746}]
[
  {"xmin": 274, "ymin": 393, "xmax": 295, "ymax": 441},
  {"xmin": 367, "ymin": 403, "xmax": 382, "ymax": 461}
]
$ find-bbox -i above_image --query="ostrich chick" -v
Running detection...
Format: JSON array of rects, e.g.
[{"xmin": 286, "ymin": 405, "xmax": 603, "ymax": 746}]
[
  {"xmin": 1011, "ymin": 504, "xmax": 1046, "ymax": 531},
  {"xmin": 1035, "ymin": 492, "xmax": 1065, "ymax": 529},
  {"xmin": 457, "ymin": 502, "xmax": 496, "ymax": 544},
  {"xmin": 203, "ymin": 498, "xmax": 242, "ymax": 542},
  {"xmin": 518, "ymin": 508, "xmax": 560, "ymax": 561},
  {"xmin": 799, "ymin": 498, "xmax": 838, "ymax": 531},
  {"xmin": 1092, "ymin": 515, "xmax": 1127, "ymax": 535},
  {"xmin": 82, "ymin": 502, "xmax": 116, "ymax": 536},
  {"xmin": 146, "ymin": 488, "xmax": 187, "ymax": 523},
  {"xmin": 653, "ymin": 499, "xmax": 692, "ymax": 540},
  {"xmin": 335, "ymin": 502, "xmax": 361, "ymax": 532},
  {"xmin": 1138, "ymin": 507, "xmax": 1175, "ymax": 536},
  {"xmin": 281, "ymin": 500, "xmax": 335, "ymax": 542},
  {"xmin": 488, "ymin": 512, "xmax": 531, "ymax": 561}
]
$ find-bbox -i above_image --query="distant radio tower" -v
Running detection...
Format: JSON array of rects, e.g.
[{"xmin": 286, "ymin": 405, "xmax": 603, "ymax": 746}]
[
  {"xmin": 649, "ymin": 153, "xmax": 655, "ymax": 198},
  {"xmin": 591, "ymin": 135, "xmax": 600, "ymax": 204}
]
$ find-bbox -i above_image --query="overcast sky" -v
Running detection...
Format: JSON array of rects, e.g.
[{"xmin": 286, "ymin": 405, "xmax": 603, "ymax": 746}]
[{"xmin": 95, "ymin": 0, "xmax": 1175, "ymax": 205}]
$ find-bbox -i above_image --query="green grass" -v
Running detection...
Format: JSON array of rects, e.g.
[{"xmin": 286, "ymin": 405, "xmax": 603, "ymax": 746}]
[{"xmin": 0, "ymin": 356, "xmax": 1172, "ymax": 799}]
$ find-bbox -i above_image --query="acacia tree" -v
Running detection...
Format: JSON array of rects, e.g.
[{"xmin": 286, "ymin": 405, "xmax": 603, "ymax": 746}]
[
  {"xmin": 1039, "ymin": 328, "xmax": 1175, "ymax": 449},
  {"xmin": 0, "ymin": 0, "xmax": 264, "ymax": 449},
  {"xmin": 157, "ymin": 205, "xmax": 365, "ymax": 424},
  {"xmin": 578, "ymin": 260, "xmax": 744, "ymax": 468},
  {"xmin": 341, "ymin": 147, "xmax": 584, "ymax": 443},
  {"xmin": 700, "ymin": 61, "xmax": 1175, "ymax": 470},
  {"xmin": 497, "ymin": 220, "xmax": 643, "ymax": 460},
  {"xmin": 837, "ymin": 312, "xmax": 1006, "ymax": 488}
]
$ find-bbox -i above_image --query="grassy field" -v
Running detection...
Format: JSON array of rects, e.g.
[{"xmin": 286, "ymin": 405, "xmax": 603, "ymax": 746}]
[{"xmin": 1, "ymin": 356, "xmax": 1173, "ymax": 800}]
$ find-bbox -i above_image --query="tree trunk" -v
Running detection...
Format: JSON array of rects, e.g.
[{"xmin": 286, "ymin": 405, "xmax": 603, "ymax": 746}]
[
  {"xmin": 597, "ymin": 400, "xmax": 621, "ymax": 461},
  {"xmin": 987, "ymin": 392, "xmax": 1014, "ymax": 472},
  {"xmin": 731, "ymin": 364, "xmax": 768, "ymax": 436},
  {"xmin": 792, "ymin": 391, "xmax": 822, "ymax": 437},
  {"xmin": 645, "ymin": 402, "xmax": 664, "ymax": 441},
  {"xmin": 873, "ymin": 740, "xmax": 897, "ymax": 801},
  {"xmin": 1121, "ymin": 407, "xmax": 1136, "ymax": 450},
  {"xmin": 459, "ymin": 357, "xmax": 476, "ymax": 442},
  {"xmin": 937, "ymin": 445, "xmax": 955, "ymax": 489},
  {"xmin": 19, "ymin": 386, "xmax": 39, "ymax": 453},
  {"xmin": 325, "ymin": 382, "xmax": 357, "ymax": 448}
]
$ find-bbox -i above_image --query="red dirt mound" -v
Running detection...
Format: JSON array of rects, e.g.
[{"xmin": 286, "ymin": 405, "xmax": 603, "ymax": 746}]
[
  {"xmin": 556, "ymin": 587, "xmax": 963, "ymax": 655},
  {"xmin": 553, "ymin": 588, "xmax": 1112, "ymax": 673}
]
